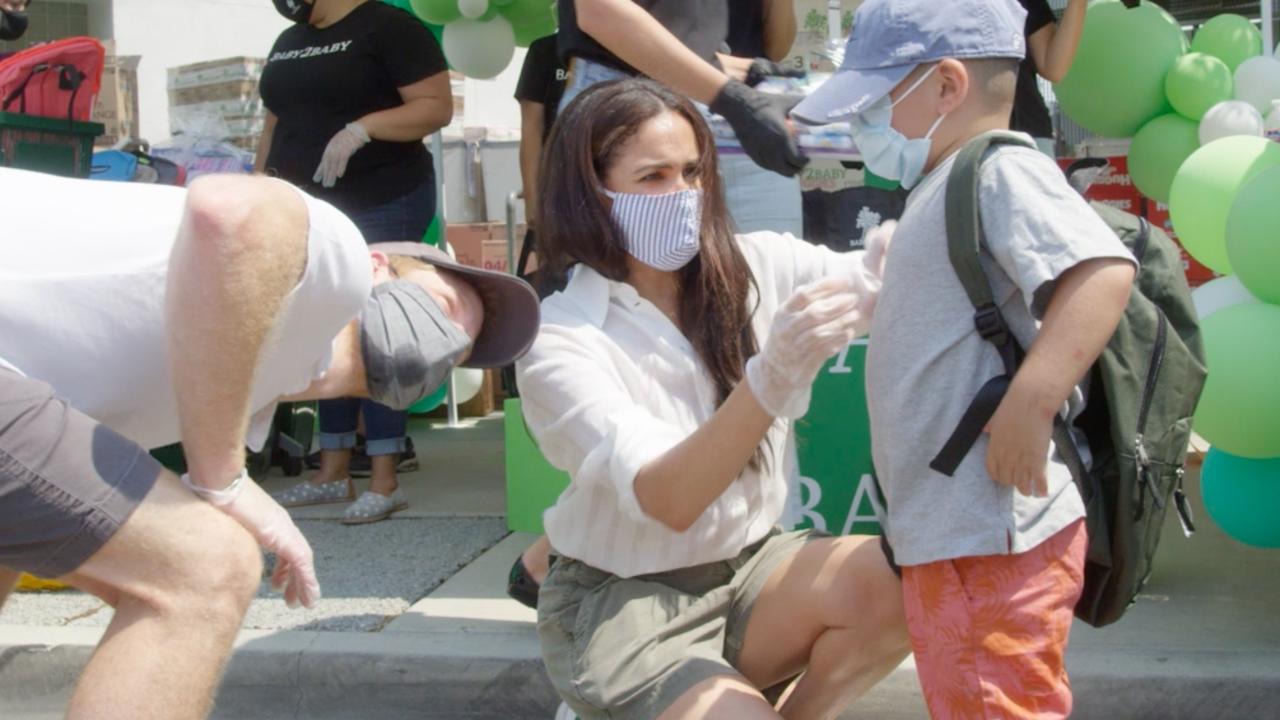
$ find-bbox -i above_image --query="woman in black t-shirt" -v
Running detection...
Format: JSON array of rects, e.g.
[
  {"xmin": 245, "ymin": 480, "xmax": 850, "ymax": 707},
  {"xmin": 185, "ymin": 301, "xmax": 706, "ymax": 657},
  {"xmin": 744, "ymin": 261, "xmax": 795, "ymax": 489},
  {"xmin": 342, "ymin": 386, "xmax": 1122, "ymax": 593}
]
[
  {"xmin": 260, "ymin": 0, "xmax": 452, "ymax": 524},
  {"xmin": 1012, "ymin": 0, "xmax": 1087, "ymax": 155}
]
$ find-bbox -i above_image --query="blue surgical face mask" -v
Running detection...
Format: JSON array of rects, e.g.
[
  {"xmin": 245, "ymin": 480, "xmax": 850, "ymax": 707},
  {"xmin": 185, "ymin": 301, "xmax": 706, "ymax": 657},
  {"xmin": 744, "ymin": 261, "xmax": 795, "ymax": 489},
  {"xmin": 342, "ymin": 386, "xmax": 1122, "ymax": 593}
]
[
  {"xmin": 604, "ymin": 187, "xmax": 703, "ymax": 272},
  {"xmin": 850, "ymin": 65, "xmax": 948, "ymax": 190}
]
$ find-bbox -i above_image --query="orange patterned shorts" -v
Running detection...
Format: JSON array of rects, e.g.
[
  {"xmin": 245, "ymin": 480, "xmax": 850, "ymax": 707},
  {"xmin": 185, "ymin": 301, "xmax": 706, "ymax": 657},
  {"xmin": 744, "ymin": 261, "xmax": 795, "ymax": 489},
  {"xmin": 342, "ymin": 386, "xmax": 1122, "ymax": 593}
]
[{"xmin": 901, "ymin": 520, "xmax": 1087, "ymax": 720}]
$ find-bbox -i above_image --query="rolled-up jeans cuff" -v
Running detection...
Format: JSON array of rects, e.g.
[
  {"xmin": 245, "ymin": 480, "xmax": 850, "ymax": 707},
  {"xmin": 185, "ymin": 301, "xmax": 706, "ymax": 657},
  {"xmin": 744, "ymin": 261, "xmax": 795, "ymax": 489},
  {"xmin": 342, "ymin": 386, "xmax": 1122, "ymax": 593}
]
[
  {"xmin": 365, "ymin": 437, "xmax": 406, "ymax": 457},
  {"xmin": 319, "ymin": 431, "xmax": 359, "ymax": 451}
]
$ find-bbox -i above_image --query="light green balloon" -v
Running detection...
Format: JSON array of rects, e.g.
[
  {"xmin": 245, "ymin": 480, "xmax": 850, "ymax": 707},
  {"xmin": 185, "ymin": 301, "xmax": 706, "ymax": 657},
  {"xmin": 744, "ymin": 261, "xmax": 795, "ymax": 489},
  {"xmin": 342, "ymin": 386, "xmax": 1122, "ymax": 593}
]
[
  {"xmin": 1193, "ymin": 303, "xmax": 1280, "ymax": 459},
  {"xmin": 1166, "ymin": 52, "xmax": 1234, "ymax": 120},
  {"xmin": 1128, "ymin": 113, "xmax": 1201, "ymax": 202},
  {"xmin": 500, "ymin": 0, "xmax": 556, "ymax": 47},
  {"xmin": 410, "ymin": 0, "xmax": 462, "ymax": 24},
  {"xmin": 1226, "ymin": 166, "xmax": 1280, "ymax": 304},
  {"xmin": 1169, "ymin": 135, "xmax": 1280, "ymax": 274},
  {"xmin": 1055, "ymin": 0, "xmax": 1187, "ymax": 138},
  {"xmin": 1190, "ymin": 13, "xmax": 1264, "ymax": 73},
  {"xmin": 1202, "ymin": 449, "xmax": 1280, "ymax": 548}
]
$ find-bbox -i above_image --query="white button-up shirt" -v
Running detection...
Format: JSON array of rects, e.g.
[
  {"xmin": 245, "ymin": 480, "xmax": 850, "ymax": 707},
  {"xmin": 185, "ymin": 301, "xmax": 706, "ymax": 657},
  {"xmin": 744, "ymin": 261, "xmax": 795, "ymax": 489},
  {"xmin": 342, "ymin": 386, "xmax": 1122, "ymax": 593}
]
[{"xmin": 516, "ymin": 231, "xmax": 858, "ymax": 578}]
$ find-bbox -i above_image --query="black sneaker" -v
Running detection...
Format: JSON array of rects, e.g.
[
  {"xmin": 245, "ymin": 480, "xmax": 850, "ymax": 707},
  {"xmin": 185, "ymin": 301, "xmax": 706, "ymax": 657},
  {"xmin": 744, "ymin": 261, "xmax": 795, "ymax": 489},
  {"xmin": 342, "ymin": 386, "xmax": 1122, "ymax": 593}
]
[{"xmin": 506, "ymin": 555, "xmax": 541, "ymax": 610}]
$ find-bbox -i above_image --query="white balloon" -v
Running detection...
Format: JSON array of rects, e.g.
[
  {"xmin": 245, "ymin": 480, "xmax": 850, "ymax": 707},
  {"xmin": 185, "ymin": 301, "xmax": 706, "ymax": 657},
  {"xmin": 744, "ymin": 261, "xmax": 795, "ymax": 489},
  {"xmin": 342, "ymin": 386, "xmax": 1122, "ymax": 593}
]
[
  {"xmin": 456, "ymin": 0, "xmax": 489, "ymax": 19},
  {"xmin": 1199, "ymin": 100, "xmax": 1265, "ymax": 145},
  {"xmin": 1191, "ymin": 275, "xmax": 1262, "ymax": 321},
  {"xmin": 450, "ymin": 367, "xmax": 485, "ymax": 404},
  {"xmin": 1233, "ymin": 56, "xmax": 1280, "ymax": 114},
  {"xmin": 1267, "ymin": 99, "xmax": 1280, "ymax": 142},
  {"xmin": 441, "ymin": 16, "xmax": 515, "ymax": 79}
]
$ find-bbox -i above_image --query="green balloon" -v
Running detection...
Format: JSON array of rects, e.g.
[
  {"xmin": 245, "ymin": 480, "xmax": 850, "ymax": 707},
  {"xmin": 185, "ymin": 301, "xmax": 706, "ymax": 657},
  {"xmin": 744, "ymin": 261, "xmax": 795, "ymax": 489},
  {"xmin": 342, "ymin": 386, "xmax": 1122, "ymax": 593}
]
[
  {"xmin": 1226, "ymin": 166, "xmax": 1280, "ymax": 304},
  {"xmin": 1169, "ymin": 135, "xmax": 1280, "ymax": 274},
  {"xmin": 1055, "ymin": 0, "xmax": 1187, "ymax": 138},
  {"xmin": 498, "ymin": 0, "xmax": 553, "ymax": 25},
  {"xmin": 1190, "ymin": 13, "xmax": 1264, "ymax": 73},
  {"xmin": 1128, "ymin": 114, "xmax": 1200, "ymax": 202},
  {"xmin": 1165, "ymin": 52, "xmax": 1234, "ymax": 121},
  {"xmin": 410, "ymin": 0, "xmax": 461, "ymax": 24},
  {"xmin": 513, "ymin": 19, "xmax": 557, "ymax": 47},
  {"xmin": 1201, "ymin": 449, "xmax": 1280, "ymax": 548},
  {"xmin": 1193, "ymin": 303, "xmax": 1280, "ymax": 459}
]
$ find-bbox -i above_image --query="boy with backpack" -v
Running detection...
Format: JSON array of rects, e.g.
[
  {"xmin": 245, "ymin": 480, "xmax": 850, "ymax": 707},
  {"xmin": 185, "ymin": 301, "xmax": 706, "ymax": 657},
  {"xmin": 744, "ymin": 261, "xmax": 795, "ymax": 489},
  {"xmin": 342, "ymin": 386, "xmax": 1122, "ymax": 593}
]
[{"xmin": 793, "ymin": 1, "xmax": 1142, "ymax": 717}]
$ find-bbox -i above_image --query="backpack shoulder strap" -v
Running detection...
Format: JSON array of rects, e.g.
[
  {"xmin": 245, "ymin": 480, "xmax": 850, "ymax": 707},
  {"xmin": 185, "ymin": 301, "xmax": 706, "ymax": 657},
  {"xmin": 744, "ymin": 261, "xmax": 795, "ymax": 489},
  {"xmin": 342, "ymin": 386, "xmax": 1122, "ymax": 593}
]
[
  {"xmin": 930, "ymin": 131, "xmax": 1090, "ymax": 487},
  {"xmin": 943, "ymin": 130, "xmax": 1036, "ymax": 329}
]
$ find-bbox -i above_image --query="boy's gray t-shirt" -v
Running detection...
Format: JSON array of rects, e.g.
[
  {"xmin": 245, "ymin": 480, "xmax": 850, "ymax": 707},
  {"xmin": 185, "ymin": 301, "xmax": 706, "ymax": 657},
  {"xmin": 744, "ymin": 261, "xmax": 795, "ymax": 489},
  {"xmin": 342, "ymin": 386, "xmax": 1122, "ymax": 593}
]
[{"xmin": 866, "ymin": 142, "xmax": 1135, "ymax": 567}]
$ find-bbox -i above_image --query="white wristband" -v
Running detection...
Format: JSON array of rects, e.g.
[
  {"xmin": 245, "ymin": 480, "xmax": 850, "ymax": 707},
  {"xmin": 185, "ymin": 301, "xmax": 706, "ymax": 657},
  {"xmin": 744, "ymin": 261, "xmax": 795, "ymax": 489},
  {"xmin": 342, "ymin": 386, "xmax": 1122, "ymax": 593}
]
[{"xmin": 180, "ymin": 468, "xmax": 249, "ymax": 507}]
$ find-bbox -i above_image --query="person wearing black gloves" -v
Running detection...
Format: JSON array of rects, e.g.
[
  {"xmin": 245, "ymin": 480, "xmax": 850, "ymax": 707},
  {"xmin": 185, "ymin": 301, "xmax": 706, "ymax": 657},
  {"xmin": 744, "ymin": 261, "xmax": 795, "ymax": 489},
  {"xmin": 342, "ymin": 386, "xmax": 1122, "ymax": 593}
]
[
  {"xmin": 561, "ymin": 0, "xmax": 808, "ymax": 180},
  {"xmin": 258, "ymin": 0, "xmax": 453, "ymax": 524},
  {"xmin": 0, "ymin": 0, "xmax": 30, "ymax": 44},
  {"xmin": 1012, "ymin": 0, "xmax": 1087, "ymax": 156}
]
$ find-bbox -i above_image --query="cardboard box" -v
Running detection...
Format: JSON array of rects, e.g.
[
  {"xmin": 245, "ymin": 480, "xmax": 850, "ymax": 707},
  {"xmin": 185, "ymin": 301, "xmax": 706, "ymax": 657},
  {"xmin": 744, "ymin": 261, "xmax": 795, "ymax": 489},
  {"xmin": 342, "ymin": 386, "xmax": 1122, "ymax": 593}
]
[
  {"xmin": 445, "ymin": 221, "xmax": 530, "ymax": 275},
  {"xmin": 93, "ymin": 49, "xmax": 140, "ymax": 148},
  {"xmin": 167, "ymin": 57, "xmax": 265, "ymax": 90}
]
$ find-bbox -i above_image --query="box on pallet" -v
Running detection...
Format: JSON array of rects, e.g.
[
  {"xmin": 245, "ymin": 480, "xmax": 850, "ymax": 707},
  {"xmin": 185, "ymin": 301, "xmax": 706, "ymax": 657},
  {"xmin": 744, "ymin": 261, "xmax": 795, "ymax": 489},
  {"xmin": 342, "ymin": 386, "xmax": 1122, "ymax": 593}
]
[
  {"xmin": 446, "ymin": 222, "xmax": 531, "ymax": 275},
  {"xmin": 92, "ymin": 43, "xmax": 140, "ymax": 148},
  {"xmin": 167, "ymin": 56, "xmax": 266, "ymax": 148}
]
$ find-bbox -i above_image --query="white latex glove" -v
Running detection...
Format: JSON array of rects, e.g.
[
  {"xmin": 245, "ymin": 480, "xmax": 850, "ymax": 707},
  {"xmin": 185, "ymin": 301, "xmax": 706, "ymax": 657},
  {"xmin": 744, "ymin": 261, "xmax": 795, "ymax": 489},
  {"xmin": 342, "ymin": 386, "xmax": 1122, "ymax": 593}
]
[
  {"xmin": 846, "ymin": 219, "xmax": 896, "ymax": 336},
  {"xmin": 182, "ymin": 471, "xmax": 321, "ymax": 609},
  {"xmin": 312, "ymin": 121, "xmax": 371, "ymax": 189},
  {"xmin": 746, "ymin": 277, "xmax": 862, "ymax": 419}
]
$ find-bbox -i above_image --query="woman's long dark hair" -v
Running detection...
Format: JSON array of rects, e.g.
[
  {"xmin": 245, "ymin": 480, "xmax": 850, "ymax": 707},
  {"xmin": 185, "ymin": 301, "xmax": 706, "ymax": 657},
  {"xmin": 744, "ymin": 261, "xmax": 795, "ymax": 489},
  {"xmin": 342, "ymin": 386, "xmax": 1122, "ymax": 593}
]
[{"xmin": 538, "ymin": 79, "xmax": 767, "ymax": 467}]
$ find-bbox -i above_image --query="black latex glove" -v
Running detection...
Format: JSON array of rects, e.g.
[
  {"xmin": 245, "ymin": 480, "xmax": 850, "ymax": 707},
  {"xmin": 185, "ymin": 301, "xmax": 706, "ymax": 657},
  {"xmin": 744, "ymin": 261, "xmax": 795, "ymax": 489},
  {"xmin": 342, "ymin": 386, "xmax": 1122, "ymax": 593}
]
[
  {"xmin": 745, "ymin": 58, "xmax": 806, "ymax": 88},
  {"xmin": 710, "ymin": 80, "xmax": 810, "ymax": 178}
]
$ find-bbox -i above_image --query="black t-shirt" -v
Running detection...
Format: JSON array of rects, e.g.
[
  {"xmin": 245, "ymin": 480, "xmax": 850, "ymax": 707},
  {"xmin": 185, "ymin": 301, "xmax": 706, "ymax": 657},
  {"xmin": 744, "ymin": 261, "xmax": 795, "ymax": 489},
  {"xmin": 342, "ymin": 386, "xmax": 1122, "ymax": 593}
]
[
  {"xmin": 514, "ymin": 34, "xmax": 568, "ymax": 140},
  {"xmin": 1010, "ymin": 0, "xmax": 1056, "ymax": 139},
  {"xmin": 557, "ymin": 0, "xmax": 728, "ymax": 75},
  {"xmin": 726, "ymin": 0, "xmax": 766, "ymax": 59},
  {"xmin": 259, "ymin": 2, "xmax": 448, "ymax": 212}
]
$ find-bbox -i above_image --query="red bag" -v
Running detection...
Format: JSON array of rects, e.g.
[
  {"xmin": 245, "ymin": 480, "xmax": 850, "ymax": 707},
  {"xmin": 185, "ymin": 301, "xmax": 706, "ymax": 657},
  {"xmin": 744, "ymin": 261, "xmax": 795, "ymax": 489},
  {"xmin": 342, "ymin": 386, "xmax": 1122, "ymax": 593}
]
[{"xmin": 0, "ymin": 37, "xmax": 105, "ymax": 122}]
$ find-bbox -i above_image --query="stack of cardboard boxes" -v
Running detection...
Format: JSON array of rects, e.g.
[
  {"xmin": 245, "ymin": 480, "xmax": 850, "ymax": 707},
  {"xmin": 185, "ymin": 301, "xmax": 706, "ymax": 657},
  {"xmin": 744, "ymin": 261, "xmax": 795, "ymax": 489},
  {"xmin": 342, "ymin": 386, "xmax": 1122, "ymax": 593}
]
[
  {"xmin": 166, "ymin": 57, "xmax": 266, "ymax": 150},
  {"xmin": 92, "ymin": 42, "xmax": 140, "ymax": 148}
]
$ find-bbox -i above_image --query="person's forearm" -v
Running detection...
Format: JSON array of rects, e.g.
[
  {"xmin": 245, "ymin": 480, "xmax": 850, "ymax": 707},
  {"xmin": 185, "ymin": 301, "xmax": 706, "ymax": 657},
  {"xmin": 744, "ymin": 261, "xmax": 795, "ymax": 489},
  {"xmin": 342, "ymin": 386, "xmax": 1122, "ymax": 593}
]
[
  {"xmin": 519, "ymin": 137, "xmax": 541, "ymax": 226},
  {"xmin": 254, "ymin": 113, "xmax": 277, "ymax": 174},
  {"xmin": 519, "ymin": 102, "xmax": 545, "ymax": 226},
  {"xmin": 166, "ymin": 177, "xmax": 310, "ymax": 488},
  {"xmin": 1041, "ymin": 0, "xmax": 1088, "ymax": 82},
  {"xmin": 359, "ymin": 97, "xmax": 452, "ymax": 143},
  {"xmin": 634, "ymin": 378, "xmax": 775, "ymax": 532},
  {"xmin": 575, "ymin": 0, "xmax": 728, "ymax": 104},
  {"xmin": 1007, "ymin": 258, "xmax": 1135, "ymax": 419},
  {"xmin": 762, "ymin": 0, "xmax": 797, "ymax": 62}
]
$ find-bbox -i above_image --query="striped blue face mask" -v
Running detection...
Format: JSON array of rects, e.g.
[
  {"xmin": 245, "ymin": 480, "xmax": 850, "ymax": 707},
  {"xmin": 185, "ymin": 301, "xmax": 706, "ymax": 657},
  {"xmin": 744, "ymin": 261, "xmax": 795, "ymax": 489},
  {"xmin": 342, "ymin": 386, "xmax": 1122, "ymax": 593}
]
[{"xmin": 604, "ymin": 188, "xmax": 703, "ymax": 272}]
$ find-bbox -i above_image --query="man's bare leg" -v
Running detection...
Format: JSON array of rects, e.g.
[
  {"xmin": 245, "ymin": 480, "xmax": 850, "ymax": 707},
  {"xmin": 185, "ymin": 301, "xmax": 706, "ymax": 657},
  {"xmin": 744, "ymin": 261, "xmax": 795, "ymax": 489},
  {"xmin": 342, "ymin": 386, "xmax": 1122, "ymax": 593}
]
[{"xmin": 60, "ymin": 471, "xmax": 262, "ymax": 720}]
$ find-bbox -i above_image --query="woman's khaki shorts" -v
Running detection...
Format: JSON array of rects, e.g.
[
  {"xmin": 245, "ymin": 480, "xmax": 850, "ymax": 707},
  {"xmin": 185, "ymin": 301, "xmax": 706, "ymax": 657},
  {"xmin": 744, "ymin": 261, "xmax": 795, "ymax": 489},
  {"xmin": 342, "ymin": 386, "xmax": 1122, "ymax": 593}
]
[{"xmin": 537, "ymin": 528, "xmax": 822, "ymax": 720}]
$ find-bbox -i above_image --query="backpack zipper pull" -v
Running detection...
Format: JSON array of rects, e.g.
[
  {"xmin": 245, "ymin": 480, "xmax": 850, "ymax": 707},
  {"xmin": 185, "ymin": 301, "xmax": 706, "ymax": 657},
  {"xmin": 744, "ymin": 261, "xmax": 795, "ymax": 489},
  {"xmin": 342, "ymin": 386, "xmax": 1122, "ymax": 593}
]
[
  {"xmin": 1133, "ymin": 435, "xmax": 1151, "ymax": 519},
  {"xmin": 1173, "ymin": 467, "xmax": 1196, "ymax": 538}
]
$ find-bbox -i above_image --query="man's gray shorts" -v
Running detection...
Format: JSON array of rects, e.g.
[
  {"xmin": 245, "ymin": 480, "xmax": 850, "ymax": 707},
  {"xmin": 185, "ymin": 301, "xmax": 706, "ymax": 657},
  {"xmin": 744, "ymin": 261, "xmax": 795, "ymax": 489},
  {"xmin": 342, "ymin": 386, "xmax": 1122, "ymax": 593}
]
[{"xmin": 0, "ymin": 368, "xmax": 161, "ymax": 578}]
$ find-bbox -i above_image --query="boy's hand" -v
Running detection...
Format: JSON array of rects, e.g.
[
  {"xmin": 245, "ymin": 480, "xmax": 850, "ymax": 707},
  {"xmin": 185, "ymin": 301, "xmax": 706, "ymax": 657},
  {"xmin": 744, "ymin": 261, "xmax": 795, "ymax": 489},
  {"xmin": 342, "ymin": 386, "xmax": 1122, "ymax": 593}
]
[{"xmin": 985, "ymin": 380, "xmax": 1054, "ymax": 497}]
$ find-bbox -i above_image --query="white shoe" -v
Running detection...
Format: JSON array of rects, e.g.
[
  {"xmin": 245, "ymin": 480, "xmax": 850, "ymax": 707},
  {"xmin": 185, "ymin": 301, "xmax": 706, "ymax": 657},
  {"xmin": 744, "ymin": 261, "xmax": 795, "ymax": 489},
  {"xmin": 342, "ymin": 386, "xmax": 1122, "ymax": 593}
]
[{"xmin": 554, "ymin": 701, "xmax": 579, "ymax": 720}]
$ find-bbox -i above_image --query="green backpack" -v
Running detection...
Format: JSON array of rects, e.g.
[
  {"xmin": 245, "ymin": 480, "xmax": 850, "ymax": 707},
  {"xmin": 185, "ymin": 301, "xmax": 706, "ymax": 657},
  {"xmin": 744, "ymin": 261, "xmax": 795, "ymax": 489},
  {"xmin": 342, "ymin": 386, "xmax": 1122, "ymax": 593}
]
[{"xmin": 930, "ymin": 131, "xmax": 1208, "ymax": 627}]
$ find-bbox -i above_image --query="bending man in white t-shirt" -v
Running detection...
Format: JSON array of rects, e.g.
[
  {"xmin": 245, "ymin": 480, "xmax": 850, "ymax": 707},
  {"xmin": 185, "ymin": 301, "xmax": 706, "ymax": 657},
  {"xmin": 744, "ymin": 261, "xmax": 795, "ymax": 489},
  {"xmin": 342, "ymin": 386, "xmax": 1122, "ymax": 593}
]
[{"xmin": 0, "ymin": 168, "xmax": 538, "ymax": 719}]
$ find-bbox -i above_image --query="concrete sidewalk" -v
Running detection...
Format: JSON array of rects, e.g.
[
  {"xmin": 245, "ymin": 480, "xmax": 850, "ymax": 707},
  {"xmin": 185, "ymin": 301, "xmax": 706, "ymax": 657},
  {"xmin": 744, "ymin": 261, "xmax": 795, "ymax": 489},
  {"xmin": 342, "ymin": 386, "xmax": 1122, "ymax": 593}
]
[{"xmin": 2, "ymin": 413, "xmax": 1278, "ymax": 719}]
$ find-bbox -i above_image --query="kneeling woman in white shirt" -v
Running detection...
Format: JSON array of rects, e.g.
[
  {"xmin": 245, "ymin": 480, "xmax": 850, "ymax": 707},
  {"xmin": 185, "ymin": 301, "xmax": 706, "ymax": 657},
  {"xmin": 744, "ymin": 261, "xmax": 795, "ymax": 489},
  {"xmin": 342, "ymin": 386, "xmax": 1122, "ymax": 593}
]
[{"xmin": 516, "ymin": 79, "xmax": 908, "ymax": 720}]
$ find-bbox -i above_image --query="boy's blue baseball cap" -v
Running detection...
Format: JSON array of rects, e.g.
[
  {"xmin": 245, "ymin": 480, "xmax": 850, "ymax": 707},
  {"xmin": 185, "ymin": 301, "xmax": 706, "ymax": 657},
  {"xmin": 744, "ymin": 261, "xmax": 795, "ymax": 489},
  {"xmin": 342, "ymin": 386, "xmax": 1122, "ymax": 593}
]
[{"xmin": 792, "ymin": 0, "xmax": 1029, "ymax": 125}]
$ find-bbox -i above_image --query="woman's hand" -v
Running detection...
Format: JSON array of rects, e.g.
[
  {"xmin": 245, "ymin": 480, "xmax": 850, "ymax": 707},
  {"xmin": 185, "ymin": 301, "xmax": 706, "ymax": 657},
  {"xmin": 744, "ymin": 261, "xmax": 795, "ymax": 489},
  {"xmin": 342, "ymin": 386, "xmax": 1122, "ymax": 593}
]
[
  {"xmin": 746, "ymin": 277, "xmax": 861, "ymax": 419},
  {"xmin": 313, "ymin": 122, "xmax": 371, "ymax": 189}
]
